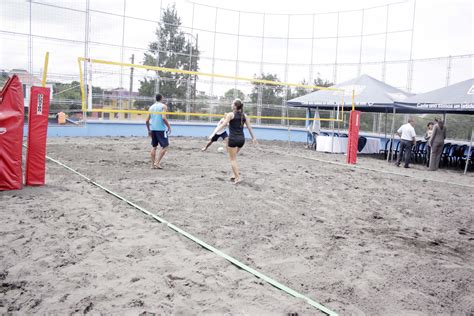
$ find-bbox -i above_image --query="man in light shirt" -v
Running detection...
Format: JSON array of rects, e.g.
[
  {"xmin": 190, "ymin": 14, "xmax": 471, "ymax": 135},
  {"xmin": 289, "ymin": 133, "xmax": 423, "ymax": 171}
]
[
  {"xmin": 146, "ymin": 94, "xmax": 171, "ymax": 169},
  {"xmin": 395, "ymin": 118, "xmax": 416, "ymax": 168}
]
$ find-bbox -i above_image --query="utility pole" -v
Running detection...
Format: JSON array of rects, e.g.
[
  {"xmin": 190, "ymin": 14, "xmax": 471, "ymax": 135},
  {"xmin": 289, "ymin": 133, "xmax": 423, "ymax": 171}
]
[{"xmin": 129, "ymin": 54, "xmax": 134, "ymax": 117}]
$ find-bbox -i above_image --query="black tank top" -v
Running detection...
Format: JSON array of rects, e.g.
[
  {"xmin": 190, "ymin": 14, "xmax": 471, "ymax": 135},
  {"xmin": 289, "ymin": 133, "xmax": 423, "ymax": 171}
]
[{"xmin": 229, "ymin": 111, "xmax": 245, "ymax": 138}]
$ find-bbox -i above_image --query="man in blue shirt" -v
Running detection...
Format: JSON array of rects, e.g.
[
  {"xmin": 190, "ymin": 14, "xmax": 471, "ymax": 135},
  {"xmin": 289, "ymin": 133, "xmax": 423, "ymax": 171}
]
[{"xmin": 146, "ymin": 94, "xmax": 171, "ymax": 169}]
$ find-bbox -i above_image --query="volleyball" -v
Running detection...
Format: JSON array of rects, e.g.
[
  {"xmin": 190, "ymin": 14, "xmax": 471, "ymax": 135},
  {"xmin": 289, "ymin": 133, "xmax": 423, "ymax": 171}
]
[{"xmin": 217, "ymin": 146, "xmax": 225, "ymax": 153}]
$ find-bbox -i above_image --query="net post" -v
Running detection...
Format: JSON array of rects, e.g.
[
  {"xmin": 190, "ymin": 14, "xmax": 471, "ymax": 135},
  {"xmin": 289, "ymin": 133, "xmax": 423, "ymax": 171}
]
[{"xmin": 41, "ymin": 52, "xmax": 49, "ymax": 88}]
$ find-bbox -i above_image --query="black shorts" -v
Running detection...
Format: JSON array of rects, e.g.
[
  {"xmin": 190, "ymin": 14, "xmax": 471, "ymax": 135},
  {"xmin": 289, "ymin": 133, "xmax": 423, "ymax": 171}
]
[
  {"xmin": 228, "ymin": 137, "xmax": 245, "ymax": 148},
  {"xmin": 151, "ymin": 130, "xmax": 169, "ymax": 148},
  {"xmin": 211, "ymin": 131, "xmax": 228, "ymax": 142}
]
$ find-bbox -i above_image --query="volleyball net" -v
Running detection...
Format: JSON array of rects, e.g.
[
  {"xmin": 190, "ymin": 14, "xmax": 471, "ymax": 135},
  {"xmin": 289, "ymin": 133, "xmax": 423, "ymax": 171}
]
[{"xmin": 77, "ymin": 57, "xmax": 347, "ymax": 127}]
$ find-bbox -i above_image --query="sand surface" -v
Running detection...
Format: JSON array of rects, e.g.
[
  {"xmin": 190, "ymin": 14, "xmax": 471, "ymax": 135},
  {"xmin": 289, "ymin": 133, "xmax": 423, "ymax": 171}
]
[{"xmin": 1, "ymin": 136, "xmax": 473, "ymax": 315}]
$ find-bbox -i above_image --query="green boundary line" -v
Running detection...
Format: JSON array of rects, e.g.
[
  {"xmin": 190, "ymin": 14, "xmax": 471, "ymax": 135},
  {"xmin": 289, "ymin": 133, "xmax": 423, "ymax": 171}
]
[{"xmin": 45, "ymin": 154, "xmax": 338, "ymax": 316}]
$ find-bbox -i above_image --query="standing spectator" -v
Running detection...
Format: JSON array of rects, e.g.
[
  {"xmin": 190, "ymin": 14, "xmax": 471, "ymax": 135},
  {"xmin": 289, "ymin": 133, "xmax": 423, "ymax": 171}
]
[
  {"xmin": 395, "ymin": 118, "xmax": 416, "ymax": 168},
  {"xmin": 424, "ymin": 122, "xmax": 434, "ymax": 167},
  {"xmin": 429, "ymin": 120, "xmax": 447, "ymax": 171},
  {"xmin": 305, "ymin": 109, "xmax": 320, "ymax": 150}
]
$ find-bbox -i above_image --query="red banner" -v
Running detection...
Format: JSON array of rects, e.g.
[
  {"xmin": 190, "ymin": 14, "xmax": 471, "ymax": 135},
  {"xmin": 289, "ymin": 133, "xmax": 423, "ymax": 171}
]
[
  {"xmin": 25, "ymin": 86, "xmax": 50, "ymax": 186},
  {"xmin": 0, "ymin": 75, "xmax": 24, "ymax": 190},
  {"xmin": 346, "ymin": 110, "xmax": 361, "ymax": 164}
]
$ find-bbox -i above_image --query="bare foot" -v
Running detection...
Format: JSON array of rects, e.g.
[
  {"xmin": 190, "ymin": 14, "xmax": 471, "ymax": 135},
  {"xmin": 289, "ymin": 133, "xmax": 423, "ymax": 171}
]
[
  {"xmin": 201, "ymin": 147, "xmax": 207, "ymax": 151},
  {"xmin": 153, "ymin": 163, "xmax": 163, "ymax": 169},
  {"xmin": 233, "ymin": 177, "xmax": 241, "ymax": 184}
]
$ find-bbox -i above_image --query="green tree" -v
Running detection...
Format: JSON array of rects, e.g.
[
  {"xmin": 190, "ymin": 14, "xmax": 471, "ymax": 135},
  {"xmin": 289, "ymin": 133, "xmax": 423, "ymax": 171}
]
[
  {"xmin": 52, "ymin": 81, "xmax": 103, "ymax": 111},
  {"xmin": 138, "ymin": 4, "xmax": 200, "ymax": 103},
  {"xmin": 223, "ymin": 88, "xmax": 245, "ymax": 101},
  {"xmin": 250, "ymin": 73, "xmax": 283, "ymax": 105},
  {"xmin": 291, "ymin": 77, "xmax": 333, "ymax": 99}
]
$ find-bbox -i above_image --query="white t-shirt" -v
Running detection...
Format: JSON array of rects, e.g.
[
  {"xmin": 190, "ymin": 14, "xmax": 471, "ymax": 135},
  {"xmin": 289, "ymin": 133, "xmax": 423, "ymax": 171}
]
[
  {"xmin": 308, "ymin": 110, "xmax": 321, "ymax": 135},
  {"xmin": 397, "ymin": 123, "xmax": 416, "ymax": 141}
]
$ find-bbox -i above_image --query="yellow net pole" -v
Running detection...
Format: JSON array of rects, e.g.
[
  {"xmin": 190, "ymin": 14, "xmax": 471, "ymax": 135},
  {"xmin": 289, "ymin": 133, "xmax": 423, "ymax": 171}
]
[
  {"xmin": 78, "ymin": 57, "xmax": 86, "ymax": 112},
  {"xmin": 41, "ymin": 52, "xmax": 49, "ymax": 88}
]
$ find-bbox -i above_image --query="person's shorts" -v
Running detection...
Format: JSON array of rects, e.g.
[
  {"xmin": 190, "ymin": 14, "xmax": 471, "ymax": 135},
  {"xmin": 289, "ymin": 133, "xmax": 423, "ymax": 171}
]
[
  {"xmin": 228, "ymin": 137, "xmax": 245, "ymax": 148},
  {"xmin": 151, "ymin": 130, "xmax": 169, "ymax": 148},
  {"xmin": 211, "ymin": 131, "xmax": 228, "ymax": 142}
]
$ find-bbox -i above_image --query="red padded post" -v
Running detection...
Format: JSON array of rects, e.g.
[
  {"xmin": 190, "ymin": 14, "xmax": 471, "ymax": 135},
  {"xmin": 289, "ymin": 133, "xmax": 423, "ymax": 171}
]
[
  {"xmin": 25, "ymin": 86, "xmax": 50, "ymax": 186},
  {"xmin": 0, "ymin": 75, "xmax": 24, "ymax": 191},
  {"xmin": 347, "ymin": 110, "xmax": 361, "ymax": 164}
]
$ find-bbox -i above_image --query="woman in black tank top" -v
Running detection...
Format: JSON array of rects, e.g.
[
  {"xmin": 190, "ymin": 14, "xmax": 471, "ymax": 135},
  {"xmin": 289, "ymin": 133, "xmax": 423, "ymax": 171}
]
[{"xmin": 209, "ymin": 99, "xmax": 257, "ymax": 184}]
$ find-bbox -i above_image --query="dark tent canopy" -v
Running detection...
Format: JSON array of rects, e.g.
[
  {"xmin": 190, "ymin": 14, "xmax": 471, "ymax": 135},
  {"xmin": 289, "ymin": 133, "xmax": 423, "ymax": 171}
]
[
  {"xmin": 396, "ymin": 78, "xmax": 474, "ymax": 115},
  {"xmin": 287, "ymin": 74, "xmax": 414, "ymax": 113}
]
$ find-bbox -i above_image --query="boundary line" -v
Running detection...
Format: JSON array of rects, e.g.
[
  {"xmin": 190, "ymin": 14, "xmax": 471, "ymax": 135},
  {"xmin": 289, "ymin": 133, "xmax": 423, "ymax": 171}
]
[
  {"xmin": 277, "ymin": 150, "xmax": 474, "ymax": 189},
  {"xmin": 45, "ymin": 154, "xmax": 338, "ymax": 316}
]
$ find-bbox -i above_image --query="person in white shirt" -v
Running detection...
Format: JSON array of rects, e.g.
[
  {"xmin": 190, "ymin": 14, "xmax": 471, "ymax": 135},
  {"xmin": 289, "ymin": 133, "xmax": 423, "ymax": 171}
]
[
  {"xmin": 201, "ymin": 118, "xmax": 228, "ymax": 151},
  {"xmin": 305, "ymin": 109, "xmax": 320, "ymax": 150},
  {"xmin": 395, "ymin": 118, "xmax": 416, "ymax": 168}
]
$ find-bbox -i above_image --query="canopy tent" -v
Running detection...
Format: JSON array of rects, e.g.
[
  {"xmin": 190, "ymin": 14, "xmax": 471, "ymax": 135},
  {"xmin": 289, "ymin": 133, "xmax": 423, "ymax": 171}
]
[
  {"xmin": 396, "ymin": 78, "xmax": 474, "ymax": 114},
  {"xmin": 396, "ymin": 78, "xmax": 474, "ymax": 174},
  {"xmin": 287, "ymin": 74, "xmax": 414, "ymax": 113}
]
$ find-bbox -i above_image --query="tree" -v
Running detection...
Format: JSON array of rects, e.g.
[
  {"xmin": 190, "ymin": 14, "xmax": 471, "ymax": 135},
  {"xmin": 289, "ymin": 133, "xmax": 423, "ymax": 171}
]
[
  {"xmin": 52, "ymin": 81, "xmax": 103, "ymax": 111},
  {"xmin": 223, "ymin": 88, "xmax": 245, "ymax": 101},
  {"xmin": 250, "ymin": 73, "xmax": 283, "ymax": 105},
  {"xmin": 290, "ymin": 77, "xmax": 333, "ymax": 99},
  {"xmin": 138, "ymin": 4, "xmax": 200, "ymax": 102}
]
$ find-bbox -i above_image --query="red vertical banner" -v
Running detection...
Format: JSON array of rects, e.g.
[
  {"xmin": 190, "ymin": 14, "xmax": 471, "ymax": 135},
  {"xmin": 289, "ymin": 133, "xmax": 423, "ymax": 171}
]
[
  {"xmin": 0, "ymin": 75, "xmax": 24, "ymax": 190},
  {"xmin": 346, "ymin": 110, "xmax": 361, "ymax": 164},
  {"xmin": 25, "ymin": 86, "xmax": 50, "ymax": 186}
]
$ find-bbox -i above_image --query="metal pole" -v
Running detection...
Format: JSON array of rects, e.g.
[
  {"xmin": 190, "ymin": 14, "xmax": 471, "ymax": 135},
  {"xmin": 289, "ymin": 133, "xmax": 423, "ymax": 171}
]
[
  {"xmin": 209, "ymin": 7, "xmax": 218, "ymax": 122},
  {"xmin": 387, "ymin": 107, "xmax": 396, "ymax": 162},
  {"xmin": 284, "ymin": 15, "xmax": 291, "ymax": 147},
  {"xmin": 381, "ymin": 4, "xmax": 390, "ymax": 82},
  {"xmin": 406, "ymin": 0, "xmax": 417, "ymax": 92},
  {"xmin": 234, "ymin": 11, "xmax": 241, "ymax": 101},
  {"xmin": 129, "ymin": 54, "xmax": 134, "ymax": 115},
  {"xmin": 83, "ymin": 0, "xmax": 90, "ymax": 122},
  {"xmin": 446, "ymin": 55, "xmax": 452, "ymax": 86},
  {"xmin": 333, "ymin": 12, "xmax": 340, "ymax": 84},
  {"xmin": 309, "ymin": 14, "xmax": 315, "ymax": 84},
  {"xmin": 282, "ymin": 14, "xmax": 290, "ymax": 127},
  {"xmin": 258, "ymin": 13, "xmax": 265, "ymax": 126},
  {"xmin": 28, "ymin": 0, "xmax": 32, "ymax": 101},
  {"xmin": 357, "ymin": 9, "xmax": 365, "ymax": 77},
  {"xmin": 464, "ymin": 129, "xmax": 473, "ymax": 174},
  {"xmin": 331, "ymin": 108, "xmax": 335, "ymax": 153},
  {"xmin": 184, "ymin": 33, "xmax": 196, "ymax": 121},
  {"xmin": 119, "ymin": 0, "xmax": 126, "ymax": 117},
  {"xmin": 154, "ymin": 0, "xmax": 163, "ymax": 95}
]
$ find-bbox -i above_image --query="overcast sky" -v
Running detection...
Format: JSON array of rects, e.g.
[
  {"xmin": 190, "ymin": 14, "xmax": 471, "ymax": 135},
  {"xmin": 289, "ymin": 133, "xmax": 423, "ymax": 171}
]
[{"xmin": 0, "ymin": 0, "xmax": 472, "ymax": 94}]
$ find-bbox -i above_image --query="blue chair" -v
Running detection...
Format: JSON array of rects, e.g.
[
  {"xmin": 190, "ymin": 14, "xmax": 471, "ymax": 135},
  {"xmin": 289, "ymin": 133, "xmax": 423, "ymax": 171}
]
[
  {"xmin": 358, "ymin": 136, "xmax": 367, "ymax": 152},
  {"xmin": 465, "ymin": 148, "xmax": 474, "ymax": 171},
  {"xmin": 393, "ymin": 140, "xmax": 401, "ymax": 160},
  {"xmin": 417, "ymin": 142, "xmax": 427, "ymax": 163},
  {"xmin": 440, "ymin": 143, "xmax": 452, "ymax": 168},
  {"xmin": 453, "ymin": 145, "xmax": 469, "ymax": 166},
  {"xmin": 379, "ymin": 139, "xmax": 391, "ymax": 159}
]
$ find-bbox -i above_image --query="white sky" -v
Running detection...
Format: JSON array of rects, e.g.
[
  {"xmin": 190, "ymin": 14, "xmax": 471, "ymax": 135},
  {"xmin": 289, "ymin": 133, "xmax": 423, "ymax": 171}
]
[{"xmin": 0, "ymin": 0, "xmax": 472, "ymax": 94}]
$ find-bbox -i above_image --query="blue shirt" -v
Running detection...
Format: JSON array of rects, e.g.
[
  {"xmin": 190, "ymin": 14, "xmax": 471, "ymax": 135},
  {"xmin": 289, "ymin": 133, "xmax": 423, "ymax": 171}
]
[{"xmin": 149, "ymin": 102, "xmax": 166, "ymax": 131}]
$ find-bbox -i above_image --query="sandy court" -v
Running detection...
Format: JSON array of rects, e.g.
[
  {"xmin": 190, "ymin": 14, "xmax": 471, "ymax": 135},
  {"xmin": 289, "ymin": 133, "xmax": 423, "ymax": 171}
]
[{"xmin": 1, "ymin": 136, "xmax": 473, "ymax": 315}]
